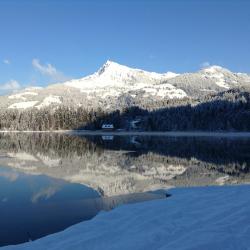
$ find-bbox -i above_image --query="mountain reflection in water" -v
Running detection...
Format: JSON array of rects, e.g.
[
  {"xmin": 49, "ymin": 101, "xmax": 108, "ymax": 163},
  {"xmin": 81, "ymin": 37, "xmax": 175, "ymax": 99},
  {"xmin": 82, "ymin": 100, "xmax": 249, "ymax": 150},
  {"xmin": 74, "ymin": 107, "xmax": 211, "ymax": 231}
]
[
  {"xmin": 0, "ymin": 165, "xmax": 165, "ymax": 246},
  {"xmin": 0, "ymin": 133, "xmax": 249, "ymax": 196}
]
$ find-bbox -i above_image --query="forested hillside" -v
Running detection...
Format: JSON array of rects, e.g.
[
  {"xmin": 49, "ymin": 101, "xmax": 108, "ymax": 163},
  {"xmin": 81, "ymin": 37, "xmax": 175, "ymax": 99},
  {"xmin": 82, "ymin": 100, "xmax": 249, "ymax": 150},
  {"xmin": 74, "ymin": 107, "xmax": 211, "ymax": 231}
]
[{"xmin": 0, "ymin": 88, "xmax": 249, "ymax": 131}]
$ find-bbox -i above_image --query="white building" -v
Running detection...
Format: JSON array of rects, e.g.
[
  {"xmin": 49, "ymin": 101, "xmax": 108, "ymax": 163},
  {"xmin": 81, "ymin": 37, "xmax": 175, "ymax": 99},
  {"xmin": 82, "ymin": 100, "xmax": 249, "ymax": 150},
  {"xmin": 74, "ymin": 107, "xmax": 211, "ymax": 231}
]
[{"xmin": 101, "ymin": 124, "xmax": 114, "ymax": 130}]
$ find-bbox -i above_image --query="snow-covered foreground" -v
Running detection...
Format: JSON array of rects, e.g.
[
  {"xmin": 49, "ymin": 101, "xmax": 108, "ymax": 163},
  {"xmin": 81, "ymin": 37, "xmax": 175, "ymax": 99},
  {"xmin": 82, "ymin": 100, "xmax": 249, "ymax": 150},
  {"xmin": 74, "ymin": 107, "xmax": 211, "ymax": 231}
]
[{"xmin": 3, "ymin": 185, "xmax": 250, "ymax": 250}]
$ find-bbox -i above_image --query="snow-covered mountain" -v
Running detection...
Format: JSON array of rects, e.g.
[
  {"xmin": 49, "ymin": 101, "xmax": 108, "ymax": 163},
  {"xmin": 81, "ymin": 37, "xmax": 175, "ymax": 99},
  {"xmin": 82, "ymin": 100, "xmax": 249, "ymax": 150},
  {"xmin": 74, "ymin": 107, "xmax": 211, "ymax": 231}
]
[{"xmin": 1, "ymin": 61, "xmax": 249, "ymax": 110}]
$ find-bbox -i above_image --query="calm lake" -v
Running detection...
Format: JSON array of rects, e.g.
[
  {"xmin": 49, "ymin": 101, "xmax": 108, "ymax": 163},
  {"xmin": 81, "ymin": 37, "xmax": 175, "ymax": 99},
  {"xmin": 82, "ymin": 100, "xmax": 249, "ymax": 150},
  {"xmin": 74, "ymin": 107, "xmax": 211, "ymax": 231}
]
[{"xmin": 0, "ymin": 132, "xmax": 250, "ymax": 247}]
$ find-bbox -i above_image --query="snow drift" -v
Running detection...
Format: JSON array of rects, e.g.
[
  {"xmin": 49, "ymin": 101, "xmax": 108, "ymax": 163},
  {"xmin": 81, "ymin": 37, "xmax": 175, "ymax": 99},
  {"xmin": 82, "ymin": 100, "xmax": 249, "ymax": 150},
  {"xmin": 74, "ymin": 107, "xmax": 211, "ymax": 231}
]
[{"xmin": 3, "ymin": 185, "xmax": 250, "ymax": 250}]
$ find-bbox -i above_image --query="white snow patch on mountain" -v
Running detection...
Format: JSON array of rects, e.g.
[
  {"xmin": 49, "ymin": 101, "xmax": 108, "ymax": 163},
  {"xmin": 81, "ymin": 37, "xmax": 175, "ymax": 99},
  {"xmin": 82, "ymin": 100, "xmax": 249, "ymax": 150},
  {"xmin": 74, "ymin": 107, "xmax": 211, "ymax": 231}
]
[
  {"xmin": 8, "ymin": 101, "xmax": 38, "ymax": 109},
  {"xmin": 164, "ymin": 71, "xmax": 180, "ymax": 78},
  {"xmin": 36, "ymin": 95, "xmax": 62, "ymax": 109},
  {"xmin": 202, "ymin": 65, "xmax": 230, "ymax": 89},
  {"xmin": 201, "ymin": 88, "xmax": 217, "ymax": 92},
  {"xmin": 203, "ymin": 65, "xmax": 224, "ymax": 74},
  {"xmin": 156, "ymin": 83, "xmax": 187, "ymax": 98},
  {"xmin": 215, "ymin": 78, "xmax": 230, "ymax": 89},
  {"xmin": 101, "ymin": 89, "xmax": 121, "ymax": 99}
]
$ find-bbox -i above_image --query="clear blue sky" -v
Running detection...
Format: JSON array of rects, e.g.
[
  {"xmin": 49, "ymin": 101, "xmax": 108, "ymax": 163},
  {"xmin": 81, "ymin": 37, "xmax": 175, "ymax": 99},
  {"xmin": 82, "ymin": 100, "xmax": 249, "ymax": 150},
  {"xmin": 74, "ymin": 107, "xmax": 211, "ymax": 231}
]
[{"xmin": 0, "ymin": 0, "xmax": 249, "ymax": 93}]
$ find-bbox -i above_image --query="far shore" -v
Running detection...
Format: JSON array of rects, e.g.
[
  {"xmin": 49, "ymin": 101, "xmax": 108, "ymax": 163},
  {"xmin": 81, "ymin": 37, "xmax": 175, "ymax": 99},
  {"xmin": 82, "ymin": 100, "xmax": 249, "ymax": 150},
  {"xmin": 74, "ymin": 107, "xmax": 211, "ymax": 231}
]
[{"xmin": 0, "ymin": 130, "xmax": 250, "ymax": 137}]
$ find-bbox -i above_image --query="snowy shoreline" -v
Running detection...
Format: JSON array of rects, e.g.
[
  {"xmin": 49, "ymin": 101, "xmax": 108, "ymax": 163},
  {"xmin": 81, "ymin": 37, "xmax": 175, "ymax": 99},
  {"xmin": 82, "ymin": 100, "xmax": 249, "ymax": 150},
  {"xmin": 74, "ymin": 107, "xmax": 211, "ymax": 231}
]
[
  {"xmin": 3, "ymin": 185, "xmax": 250, "ymax": 250},
  {"xmin": 0, "ymin": 130, "xmax": 250, "ymax": 137}
]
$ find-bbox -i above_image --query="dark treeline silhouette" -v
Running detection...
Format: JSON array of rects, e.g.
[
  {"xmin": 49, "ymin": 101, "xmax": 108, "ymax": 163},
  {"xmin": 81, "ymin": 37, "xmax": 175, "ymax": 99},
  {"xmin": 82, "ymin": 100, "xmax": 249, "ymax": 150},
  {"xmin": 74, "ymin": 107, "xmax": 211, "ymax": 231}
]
[
  {"xmin": 0, "ymin": 88, "xmax": 249, "ymax": 131},
  {"xmin": 83, "ymin": 88, "xmax": 250, "ymax": 131},
  {"xmin": 0, "ymin": 133, "xmax": 103, "ymax": 158},
  {"xmin": 87, "ymin": 135, "xmax": 250, "ymax": 166}
]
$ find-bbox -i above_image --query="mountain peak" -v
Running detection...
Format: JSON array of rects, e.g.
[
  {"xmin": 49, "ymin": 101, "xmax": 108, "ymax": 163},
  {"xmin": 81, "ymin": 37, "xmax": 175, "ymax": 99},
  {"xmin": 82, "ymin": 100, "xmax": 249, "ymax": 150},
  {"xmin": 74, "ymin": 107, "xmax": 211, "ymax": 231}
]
[
  {"xmin": 102, "ymin": 60, "xmax": 119, "ymax": 68},
  {"xmin": 201, "ymin": 65, "xmax": 230, "ymax": 74},
  {"xmin": 97, "ymin": 60, "xmax": 126, "ymax": 75},
  {"xmin": 104, "ymin": 60, "xmax": 118, "ymax": 66}
]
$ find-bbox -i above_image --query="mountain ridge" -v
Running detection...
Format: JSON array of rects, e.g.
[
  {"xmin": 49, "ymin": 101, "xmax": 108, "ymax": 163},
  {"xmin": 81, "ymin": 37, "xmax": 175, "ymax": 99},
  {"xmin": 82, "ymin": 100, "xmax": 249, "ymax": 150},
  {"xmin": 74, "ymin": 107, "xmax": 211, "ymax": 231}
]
[{"xmin": 0, "ymin": 61, "xmax": 249, "ymax": 111}]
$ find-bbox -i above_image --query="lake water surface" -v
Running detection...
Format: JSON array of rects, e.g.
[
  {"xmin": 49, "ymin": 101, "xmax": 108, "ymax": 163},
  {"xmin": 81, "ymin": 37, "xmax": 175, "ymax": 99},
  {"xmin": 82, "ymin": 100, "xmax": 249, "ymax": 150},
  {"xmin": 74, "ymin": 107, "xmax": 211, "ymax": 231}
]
[{"xmin": 0, "ymin": 132, "xmax": 250, "ymax": 246}]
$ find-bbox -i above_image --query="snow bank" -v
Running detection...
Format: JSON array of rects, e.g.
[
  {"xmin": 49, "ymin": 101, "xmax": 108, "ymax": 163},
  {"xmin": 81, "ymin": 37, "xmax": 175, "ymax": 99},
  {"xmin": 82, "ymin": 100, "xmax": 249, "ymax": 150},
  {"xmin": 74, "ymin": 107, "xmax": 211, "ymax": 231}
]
[{"xmin": 3, "ymin": 185, "xmax": 250, "ymax": 250}]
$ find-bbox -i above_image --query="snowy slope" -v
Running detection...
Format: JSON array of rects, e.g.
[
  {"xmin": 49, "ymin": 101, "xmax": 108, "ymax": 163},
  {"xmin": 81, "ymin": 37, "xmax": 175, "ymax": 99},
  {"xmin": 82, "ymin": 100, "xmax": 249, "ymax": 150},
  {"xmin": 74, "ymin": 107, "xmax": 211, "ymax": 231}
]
[
  {"xmin": 0, "ymin": 61, "xmax": 249, "ymax": 111},
  {"xmin": 3, "ymin": 185, "xmax": 250, "ymax": 250},
  {"xmin": 65, "ymin": 60, "xmax": 179, "ymax": 89}
]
